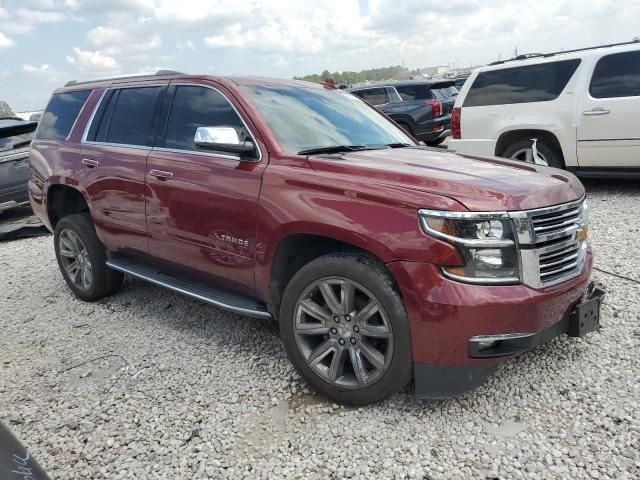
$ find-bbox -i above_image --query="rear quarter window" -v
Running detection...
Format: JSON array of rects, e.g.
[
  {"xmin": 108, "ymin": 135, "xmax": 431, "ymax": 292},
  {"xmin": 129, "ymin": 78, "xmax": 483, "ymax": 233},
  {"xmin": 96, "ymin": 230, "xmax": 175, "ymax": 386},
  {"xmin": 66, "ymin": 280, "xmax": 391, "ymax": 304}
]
[
  {"xmin": 35, "ymin": 90, "xmax": 91, "ymax": 140},
  {"xmin": 353, "ymin": 88, "xmax": 389, "ymax": 106},
  {"xmin": 0, "ymin": 125, "xmax": 35, "ymax": 152},
  {"xmin": 86, "ymin": 86, "xmax": 163, "ymax": 147},
  {"xmin": 395, "ymin": 84, "xmax": 432, "ymax": 100},
  {"xmin": 463, "ymin": 59, "xmax": 581, "ymax": 107},
  {"xmin": 590, "ymin": 50, "xmax": 640, "ymax": 98}
]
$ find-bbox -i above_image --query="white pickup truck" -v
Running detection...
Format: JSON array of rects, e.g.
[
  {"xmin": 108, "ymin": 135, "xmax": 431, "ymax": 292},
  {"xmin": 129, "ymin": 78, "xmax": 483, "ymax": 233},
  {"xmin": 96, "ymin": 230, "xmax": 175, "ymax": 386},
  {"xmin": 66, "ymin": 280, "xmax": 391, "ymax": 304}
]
[{"xmin": 448, "ymin": 41, "xmax": 640, "ymax": 178}]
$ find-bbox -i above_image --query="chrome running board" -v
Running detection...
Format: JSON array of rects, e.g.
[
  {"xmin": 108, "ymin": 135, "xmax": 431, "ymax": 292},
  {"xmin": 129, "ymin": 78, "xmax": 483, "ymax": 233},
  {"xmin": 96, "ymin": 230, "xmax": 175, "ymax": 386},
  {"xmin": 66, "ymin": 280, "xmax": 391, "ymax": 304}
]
[{"xmin": 106, "ymin": 255, "xmax": 271, "ymax": 319}]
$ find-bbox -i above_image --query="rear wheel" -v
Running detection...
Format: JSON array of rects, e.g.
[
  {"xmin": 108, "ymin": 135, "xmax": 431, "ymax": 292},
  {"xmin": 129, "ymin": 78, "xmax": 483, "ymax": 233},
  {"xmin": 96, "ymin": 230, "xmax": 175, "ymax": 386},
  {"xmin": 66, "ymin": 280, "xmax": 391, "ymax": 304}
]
[
  {"xmin": 279, "ymin": 253, "xmax": 412, "ymax": 405},
  {"xmin": 426, "ymin": 137, "xmax": 446, "ymax": 147},
  {"xmin": 396, "ymin": 121, "xmax": 413, "ymax": 137},
  {"xmin": 54, "ymin": 214, "xmax": 123, "ymax": 301},
  {"xmin": 502, "ymin": 139, "xmax": 563, "ymax": 168}
]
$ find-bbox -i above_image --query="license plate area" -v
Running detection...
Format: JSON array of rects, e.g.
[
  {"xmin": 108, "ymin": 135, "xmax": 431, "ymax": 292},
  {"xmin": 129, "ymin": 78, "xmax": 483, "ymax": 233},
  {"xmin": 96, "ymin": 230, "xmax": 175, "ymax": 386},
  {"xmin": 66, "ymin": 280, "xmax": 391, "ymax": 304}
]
[{"xmin": 568, "ymin": 285, "xmax": 605, "ymax": 337}]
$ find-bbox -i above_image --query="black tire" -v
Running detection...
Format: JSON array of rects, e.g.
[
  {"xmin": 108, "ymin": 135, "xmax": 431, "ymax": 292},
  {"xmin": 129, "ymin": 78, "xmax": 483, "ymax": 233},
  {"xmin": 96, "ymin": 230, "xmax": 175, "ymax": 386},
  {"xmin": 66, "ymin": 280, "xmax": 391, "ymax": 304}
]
[
  {"xmin": 396, "ymin": 121, "xmax": 414, "ymax": 137},
  {"xmin": 54, "ymin": 214, "xmax": 123, "ymax": 301},
  {"xmin": 279, "ymin": 252, "xmax": 412, "ymax": 405},
  {"xmin": 426, "ymin": 137, "xmax": 446, "ymax": 147},
  {"xmin": 502, "ymin": 139, "xmax": 564, "ymax": 169}
]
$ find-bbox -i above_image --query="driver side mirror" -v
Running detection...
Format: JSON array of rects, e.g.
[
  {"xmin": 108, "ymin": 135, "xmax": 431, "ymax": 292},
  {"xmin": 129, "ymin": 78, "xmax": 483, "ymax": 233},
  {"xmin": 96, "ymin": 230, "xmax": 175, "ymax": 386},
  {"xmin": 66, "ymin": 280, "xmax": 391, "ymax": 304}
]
[{"xmin": 194, "ymin": 126, "xmax": 257, "ymax": 158}]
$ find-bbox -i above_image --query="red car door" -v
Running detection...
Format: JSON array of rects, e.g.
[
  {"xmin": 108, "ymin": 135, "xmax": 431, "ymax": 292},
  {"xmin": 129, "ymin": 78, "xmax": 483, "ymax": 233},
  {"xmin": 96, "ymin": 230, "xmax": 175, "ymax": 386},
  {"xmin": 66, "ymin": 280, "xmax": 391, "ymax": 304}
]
[
  {"xmin": 145, "ymin": 82, "xmax": 267, "ymax": 296},
  {"xmin": 80, "ymin": 85, "xmax": 165, "ymax": 255}
]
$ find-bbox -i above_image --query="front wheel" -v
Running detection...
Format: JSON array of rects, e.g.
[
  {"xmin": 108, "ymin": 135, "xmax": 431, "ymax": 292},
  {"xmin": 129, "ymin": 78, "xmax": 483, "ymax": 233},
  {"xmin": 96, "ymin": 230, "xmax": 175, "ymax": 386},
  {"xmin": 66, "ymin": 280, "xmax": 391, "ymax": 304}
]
[
  {"xmin": 54, "ymin": 214, "xmax": 123, "ymax": 301},
  {"xmin": 279, "ymin": 253, "xmax": 412, "ymax": 405}
]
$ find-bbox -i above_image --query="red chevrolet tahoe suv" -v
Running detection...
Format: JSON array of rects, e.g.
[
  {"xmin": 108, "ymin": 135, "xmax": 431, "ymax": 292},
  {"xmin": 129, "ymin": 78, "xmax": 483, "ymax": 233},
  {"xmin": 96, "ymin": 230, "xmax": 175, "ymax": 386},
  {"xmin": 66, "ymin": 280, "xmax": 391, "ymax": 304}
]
[{"xmin": 29, "ymin": 71, "xmax": 603, "ymax": 404}]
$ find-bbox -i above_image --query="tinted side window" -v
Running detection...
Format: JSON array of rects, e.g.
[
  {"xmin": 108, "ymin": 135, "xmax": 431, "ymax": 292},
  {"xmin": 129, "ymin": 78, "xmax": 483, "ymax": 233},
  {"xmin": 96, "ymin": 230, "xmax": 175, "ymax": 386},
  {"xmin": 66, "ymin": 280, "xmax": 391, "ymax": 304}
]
[
  {"xmin": 590, "ymin": 51, "xmax": 640, "ymax": 98},
  {"xmin": 431, "ymin": 85, "xmax": 458, "ymax": 99},
  {"xmin": 356, "ymin": 88, "xmax": 389, "ymax": 105},
  {"xmin": 104, "ymin": 87, "xmax": 162, "ymax": 146},
  {"xmin": 464, "ymin": 59, "xmax": 581, "ymax": 107},
  {"xmin": 395, "ymin": 85, "xmax": 432, "ymax": 101},
  {"xmin": 35, "ymin": 90, "xmax": 91, "ymax": 140},
  {"xmin": 0, "ymin": 125, "xmax": 36, "ymax": 152},
  {"xmin": 164, "ymin": 86, "xmax": 248, "ymax": 152}
]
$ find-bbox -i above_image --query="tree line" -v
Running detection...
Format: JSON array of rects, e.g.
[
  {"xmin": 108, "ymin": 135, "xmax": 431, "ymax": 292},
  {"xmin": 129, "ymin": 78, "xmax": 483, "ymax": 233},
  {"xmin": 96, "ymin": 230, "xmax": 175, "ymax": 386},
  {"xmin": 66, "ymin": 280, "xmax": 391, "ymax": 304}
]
[{"xmin": 294, "ymin": 65, "xmax": 422, "ymax": 86}]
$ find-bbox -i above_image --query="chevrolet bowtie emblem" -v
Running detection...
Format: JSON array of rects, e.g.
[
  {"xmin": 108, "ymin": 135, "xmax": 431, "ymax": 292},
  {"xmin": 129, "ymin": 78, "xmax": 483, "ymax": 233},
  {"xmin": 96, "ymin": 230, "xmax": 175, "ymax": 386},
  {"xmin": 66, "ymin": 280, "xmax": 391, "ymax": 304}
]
[{"xmin": 576, "ymin": 225, "xmax": 588, "ymax": 242}]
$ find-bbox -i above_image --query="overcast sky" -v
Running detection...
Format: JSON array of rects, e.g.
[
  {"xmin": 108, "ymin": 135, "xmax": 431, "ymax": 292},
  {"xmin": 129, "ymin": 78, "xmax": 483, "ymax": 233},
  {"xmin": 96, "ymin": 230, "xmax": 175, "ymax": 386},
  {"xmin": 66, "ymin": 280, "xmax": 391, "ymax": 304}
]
[{"xmin": 1, "ymin": 0, "xmax": 638, "ymax": 111}]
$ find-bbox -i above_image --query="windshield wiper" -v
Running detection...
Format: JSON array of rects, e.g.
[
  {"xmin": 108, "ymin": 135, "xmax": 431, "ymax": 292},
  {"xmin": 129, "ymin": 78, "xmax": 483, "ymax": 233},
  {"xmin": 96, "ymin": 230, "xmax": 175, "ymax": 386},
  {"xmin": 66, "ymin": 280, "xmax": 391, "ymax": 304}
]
[
  {"xmin": 384, "ymin": 143, "xmax": 413, "ymax": 148},
  {"xmin": 297, "ymin": 145, "xmax": 368, "ymax": 155}
]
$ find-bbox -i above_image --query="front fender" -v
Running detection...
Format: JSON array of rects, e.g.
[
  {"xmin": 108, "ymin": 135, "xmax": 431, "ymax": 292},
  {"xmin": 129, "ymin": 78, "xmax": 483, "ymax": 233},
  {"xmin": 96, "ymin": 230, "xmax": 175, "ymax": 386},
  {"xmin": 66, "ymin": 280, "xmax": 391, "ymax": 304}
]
[{"xmin": 253, "ymin": 165, "xmax": 463, "ymax": 302}]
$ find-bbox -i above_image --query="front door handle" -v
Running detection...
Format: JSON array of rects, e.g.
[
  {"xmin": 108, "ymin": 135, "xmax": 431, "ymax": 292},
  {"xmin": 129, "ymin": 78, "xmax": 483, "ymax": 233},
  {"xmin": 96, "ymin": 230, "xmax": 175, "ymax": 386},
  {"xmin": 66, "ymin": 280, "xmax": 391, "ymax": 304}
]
[
  {"xmin": 583, "ymin": 108, "xmax": 610, "ymax": 116},
  {"xmin": 149, "ymin": 169, "xmax": 174, "ymax": 180},
  {"xmin": 81, "ymin": 158, "xmax": 99, "ymax": 168}
]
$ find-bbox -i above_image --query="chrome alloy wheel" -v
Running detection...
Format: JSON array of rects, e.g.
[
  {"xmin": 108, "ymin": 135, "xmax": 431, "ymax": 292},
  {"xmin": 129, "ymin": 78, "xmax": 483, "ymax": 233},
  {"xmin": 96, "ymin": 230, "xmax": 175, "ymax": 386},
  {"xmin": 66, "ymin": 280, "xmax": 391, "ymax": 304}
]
[
  {"xmin": 58, "ymin": 229, "xmax": 93, "ymax": 290},
  {"xmin": 293, "ymin": 277, "xmax": 393, "ymax": 389}
]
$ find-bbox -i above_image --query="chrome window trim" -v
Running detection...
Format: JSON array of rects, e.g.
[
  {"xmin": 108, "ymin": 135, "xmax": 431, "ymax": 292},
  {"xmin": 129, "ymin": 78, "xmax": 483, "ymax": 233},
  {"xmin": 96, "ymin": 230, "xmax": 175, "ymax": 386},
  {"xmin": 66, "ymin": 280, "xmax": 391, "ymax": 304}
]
[
  {"xmin": 82, "ymin": 140, "xmax": 151, "ymax": 152},
  {"xmin": 152, "ymin": 147, "xmax": 241, "ymax": 162},
  {"xmin": 80, "ymin": 83, "xmax": 264, "ymax": 161},
  {"xmin": 80, "ymin": 88, "xmax": 109, "ymax": 144},
  {"xmin": 64, "ymin": 89, "xmax": 93, "ymax": 141},
  {"xmin": 165, "ymin": 82, "xmax": 263, "ymax": 163},
  {"xmin": 80, "ymin": 84, "xmax": 170, "ymax": 147}
]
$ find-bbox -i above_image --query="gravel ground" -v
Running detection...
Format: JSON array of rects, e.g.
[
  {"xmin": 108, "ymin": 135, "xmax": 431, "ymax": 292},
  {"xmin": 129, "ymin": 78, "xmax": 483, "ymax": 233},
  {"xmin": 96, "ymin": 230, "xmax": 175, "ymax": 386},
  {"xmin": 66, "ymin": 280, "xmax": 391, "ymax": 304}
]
[{"xmin": 1, "ymin": 180, "xmax": 639, "ymax": 480}]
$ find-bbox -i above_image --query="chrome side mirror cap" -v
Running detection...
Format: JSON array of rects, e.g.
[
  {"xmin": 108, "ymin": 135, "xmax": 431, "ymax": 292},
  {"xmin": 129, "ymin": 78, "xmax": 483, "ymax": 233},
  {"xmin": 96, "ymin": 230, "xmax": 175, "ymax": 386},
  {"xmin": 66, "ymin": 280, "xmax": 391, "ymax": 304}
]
[{"xmin": 194, "ymin": 126, "xmax": 256, "ymax": 157}]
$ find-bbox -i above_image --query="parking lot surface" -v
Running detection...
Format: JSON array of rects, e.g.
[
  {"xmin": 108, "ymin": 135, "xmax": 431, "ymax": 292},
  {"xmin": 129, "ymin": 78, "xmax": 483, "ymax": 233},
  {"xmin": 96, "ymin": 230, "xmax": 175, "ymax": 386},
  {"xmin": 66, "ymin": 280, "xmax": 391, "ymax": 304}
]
[{"xmin": 1, "ymin": 180, "xmax": 638, "ymax": 480}]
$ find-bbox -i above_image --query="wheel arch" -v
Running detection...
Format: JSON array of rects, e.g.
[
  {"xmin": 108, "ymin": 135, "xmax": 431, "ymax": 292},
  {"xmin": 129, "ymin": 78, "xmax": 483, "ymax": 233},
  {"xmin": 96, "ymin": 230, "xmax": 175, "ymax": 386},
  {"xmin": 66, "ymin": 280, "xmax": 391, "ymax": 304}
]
[
  {"xmin": 263, "ymin": 226, "xmax": 398, "ymax": 314},
  {"xmin": 495, "ymin": 129, "xmax": 566, "ymax": 167},
  {"xmin": 47, "ymin": 183, "xmax": 90, "ymax": 229}
]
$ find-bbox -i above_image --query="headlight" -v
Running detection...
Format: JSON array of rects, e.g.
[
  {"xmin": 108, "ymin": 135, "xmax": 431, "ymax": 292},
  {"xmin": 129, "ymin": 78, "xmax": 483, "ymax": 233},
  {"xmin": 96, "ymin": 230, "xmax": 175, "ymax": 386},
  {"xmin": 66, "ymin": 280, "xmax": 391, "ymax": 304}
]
[{"xmin": 419, "ymin": 210, "xmax": 521, "ymax": 284}]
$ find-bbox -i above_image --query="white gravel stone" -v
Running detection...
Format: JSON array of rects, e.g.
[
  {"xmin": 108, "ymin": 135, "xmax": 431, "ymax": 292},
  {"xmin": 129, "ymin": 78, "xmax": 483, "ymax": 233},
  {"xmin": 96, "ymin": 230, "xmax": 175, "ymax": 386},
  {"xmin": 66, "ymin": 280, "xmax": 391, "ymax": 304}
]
[{"xmin": 1, "ymin": 180, "xmax": 639, "ymax": 479}]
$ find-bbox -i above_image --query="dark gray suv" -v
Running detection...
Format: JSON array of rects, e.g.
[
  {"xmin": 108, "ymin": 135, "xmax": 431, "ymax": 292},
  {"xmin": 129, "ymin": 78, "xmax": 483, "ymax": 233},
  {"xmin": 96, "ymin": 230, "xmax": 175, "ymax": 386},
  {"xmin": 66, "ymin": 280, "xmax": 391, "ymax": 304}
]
[
  {"xmin": 0, "ymin": 118, "xmax": 37, "ymax": 213},
  {"xmin": 348, "ymin": 80, "xmax": 457, "ymax": 146}
]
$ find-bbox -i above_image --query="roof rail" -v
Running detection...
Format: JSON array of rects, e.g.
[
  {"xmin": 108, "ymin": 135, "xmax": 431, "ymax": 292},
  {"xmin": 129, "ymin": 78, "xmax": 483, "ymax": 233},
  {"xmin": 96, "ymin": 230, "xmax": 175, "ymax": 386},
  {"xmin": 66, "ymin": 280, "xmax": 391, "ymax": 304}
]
[
  {"xmin": 64, "ymin": 69, "xmax": 185, "ymax": 87},
  {"xmin": 489, "ymin": 39, "xmax": 640, "ymax": 66}
]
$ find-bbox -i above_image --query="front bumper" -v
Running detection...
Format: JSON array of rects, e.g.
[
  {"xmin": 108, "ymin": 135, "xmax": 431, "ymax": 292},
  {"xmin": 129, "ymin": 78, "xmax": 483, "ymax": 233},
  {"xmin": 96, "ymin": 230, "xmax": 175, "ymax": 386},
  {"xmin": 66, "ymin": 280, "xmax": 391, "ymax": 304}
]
[
  {"xmin": 413, "ymin": 281, "xmax": 604, "ymax": 398},
  {"xmin": 386, "ymin": 251, "xmax": 596, "ymax": 398},
  {"xmin": 468, "ymin": 283, "xmax": 604, "ymax": 358}
]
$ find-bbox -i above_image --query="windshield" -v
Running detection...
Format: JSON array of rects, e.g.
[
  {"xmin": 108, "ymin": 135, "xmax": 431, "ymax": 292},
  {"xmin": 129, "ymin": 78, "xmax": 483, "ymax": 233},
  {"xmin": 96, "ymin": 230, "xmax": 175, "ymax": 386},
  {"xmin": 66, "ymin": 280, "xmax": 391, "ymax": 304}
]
[
  {"xmin": 241, "ymin": 85, "xmax": 413, "ymax": 155},
  {"xmin": 431, "ymin": 85, "xmax": 458, "ymax": 99}
]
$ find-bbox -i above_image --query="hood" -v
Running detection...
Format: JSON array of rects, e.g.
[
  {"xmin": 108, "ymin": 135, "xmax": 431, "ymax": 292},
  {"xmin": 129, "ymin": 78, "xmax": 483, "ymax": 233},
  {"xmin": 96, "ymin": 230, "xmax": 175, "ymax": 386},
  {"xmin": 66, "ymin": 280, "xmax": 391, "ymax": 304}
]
[{"xmin": 307, "ymin": 147, "xmax": 584, "ymax": 211}]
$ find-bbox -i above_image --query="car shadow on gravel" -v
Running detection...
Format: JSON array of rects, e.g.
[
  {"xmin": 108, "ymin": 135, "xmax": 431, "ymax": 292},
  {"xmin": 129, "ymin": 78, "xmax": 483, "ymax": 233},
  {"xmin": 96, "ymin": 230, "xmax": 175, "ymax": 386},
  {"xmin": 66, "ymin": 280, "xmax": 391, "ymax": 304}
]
[
  {"xmin": 96, "ymin": 274, "xmax": 608, "ymax": 412},
  {"xmin": 582, "ymin": 177, "xmax": 640, "ymax": 194},
  {"xmin": 104, "ymin": 276, "xmax": 284, "ymax": 357}
]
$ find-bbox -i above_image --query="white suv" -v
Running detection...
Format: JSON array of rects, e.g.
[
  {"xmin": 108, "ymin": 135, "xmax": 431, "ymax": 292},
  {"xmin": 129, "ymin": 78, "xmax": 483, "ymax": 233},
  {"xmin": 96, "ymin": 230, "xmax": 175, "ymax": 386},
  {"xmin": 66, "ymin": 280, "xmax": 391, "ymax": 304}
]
[{"xmin": 448, "ymin": 41, "xmax": 640, "ymax": 177}]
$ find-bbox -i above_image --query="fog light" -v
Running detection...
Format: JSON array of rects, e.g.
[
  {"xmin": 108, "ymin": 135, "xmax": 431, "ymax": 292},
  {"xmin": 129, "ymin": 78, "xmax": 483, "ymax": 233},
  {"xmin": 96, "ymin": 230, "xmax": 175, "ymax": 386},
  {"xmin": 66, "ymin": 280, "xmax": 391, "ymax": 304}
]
[{"xmin": 477, "ymin": 340, "xmax": 499, "ymax": 351}]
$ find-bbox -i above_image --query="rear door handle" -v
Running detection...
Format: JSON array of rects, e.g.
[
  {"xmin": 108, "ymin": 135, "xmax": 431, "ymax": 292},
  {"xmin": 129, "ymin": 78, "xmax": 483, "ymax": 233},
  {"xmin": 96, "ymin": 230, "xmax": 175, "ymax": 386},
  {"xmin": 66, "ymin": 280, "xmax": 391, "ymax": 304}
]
[
  {"xmin": 149, "ymin": 169, "xmax": 174, "ymax": 180},
  {"xmin": 81, "ymin": 158, "xmax": 99, "ymax": 168},
  {"xmin": 583, "ymin": 108, "xmax": 610, "ymax": 116}
]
